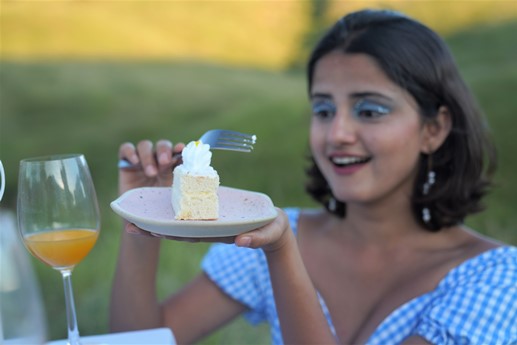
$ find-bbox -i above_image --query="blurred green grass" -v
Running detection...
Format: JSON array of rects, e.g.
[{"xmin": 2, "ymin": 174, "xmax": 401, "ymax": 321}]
[
  {"xmin": 0, "ymin": 60, "xmax": 311, "ymax": 343},
  {"xmin": 1, "ymin": 20, "xmax": 516, "ymax": 344}
]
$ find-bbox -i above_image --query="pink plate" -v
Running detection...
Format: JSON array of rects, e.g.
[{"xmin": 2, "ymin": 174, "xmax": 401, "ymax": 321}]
[{"xmin": 110, "ymin": 186, "xmax": 277, "ymax": 237}]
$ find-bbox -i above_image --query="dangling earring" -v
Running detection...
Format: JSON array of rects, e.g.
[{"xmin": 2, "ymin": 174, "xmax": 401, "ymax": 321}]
[
  {"xmin": 328, "ymin": 197, "xmax": 337, "ymax": 212},
  {"xmin": 422, "ymin": 153, "xmax": 436, "ymax": 223}
]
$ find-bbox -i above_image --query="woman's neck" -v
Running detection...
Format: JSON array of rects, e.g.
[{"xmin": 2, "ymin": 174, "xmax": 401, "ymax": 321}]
[{"xmin": 329, "ymin": 200, "xmax": 432, "ymax": 248}]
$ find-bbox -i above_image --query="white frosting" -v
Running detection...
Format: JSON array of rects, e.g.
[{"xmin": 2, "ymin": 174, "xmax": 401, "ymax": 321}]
[{"xmin": 178, "ymin": 140, "xmax": 218, "ymax": 176}]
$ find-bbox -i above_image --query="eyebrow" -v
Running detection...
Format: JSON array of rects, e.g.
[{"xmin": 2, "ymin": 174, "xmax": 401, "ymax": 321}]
[
  {"xmin": 310, "ymin": 92, "xmax": 332, "ymax": 100},
  {"xmin": 350, "ymin": 92, "xmax": 393, "ymax": 102},
  {"xmin": 310, "ymin": 91, "xmax": 393, "ymax": 102}
]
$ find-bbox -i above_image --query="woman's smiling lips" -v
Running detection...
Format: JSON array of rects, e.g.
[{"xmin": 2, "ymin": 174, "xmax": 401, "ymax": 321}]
[{"xmin": 329, "ymin": 154, "xmax": 372, "ymax": 175}]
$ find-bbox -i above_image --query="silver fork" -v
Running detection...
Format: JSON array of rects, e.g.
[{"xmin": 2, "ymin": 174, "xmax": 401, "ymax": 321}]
[{"xmin": 118, "ymin": 129, "xmax": 256, "ymax": 169}]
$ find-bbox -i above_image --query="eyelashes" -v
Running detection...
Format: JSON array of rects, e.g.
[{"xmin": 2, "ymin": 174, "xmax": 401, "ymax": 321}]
[
  {"xmin": 353, "ymin": 99, "xmax": 391, "ymax": 119},
  {"xmin": 312, "ymin": 100, "xmax": 336, "ymax": 119},
  {"xmin": 311, "ymin": 99, "xmax": 392, "ymax": 120}
]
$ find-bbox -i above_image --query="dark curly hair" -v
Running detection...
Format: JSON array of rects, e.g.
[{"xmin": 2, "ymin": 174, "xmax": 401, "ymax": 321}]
[{"xmin": 305, "ymin": 9, "xmax": 497, "ymax": 231}]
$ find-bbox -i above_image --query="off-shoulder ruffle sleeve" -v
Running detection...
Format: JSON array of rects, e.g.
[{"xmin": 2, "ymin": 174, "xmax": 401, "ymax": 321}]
[
  {"xmin": 368, "ymin": 247, "xmax": 517, "ymax": 345},
  {"xmin": 201, "ymin": 208, "xmax": 302, "ymax": 327},
  {"xmin": 413, "ymin": 246, "xmax": 517, "ymax": 344},
  {"xmin": 201, "ymin": 242, "xmax": 270, "ymax": 324}
]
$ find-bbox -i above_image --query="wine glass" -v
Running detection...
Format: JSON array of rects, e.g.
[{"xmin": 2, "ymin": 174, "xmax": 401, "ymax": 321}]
[
  {"xmin": 2, "ymin": 159, "xmax": 47, "ymax": 344},
  {"xmin": 0, "ymin": 160, "xmax": 5, "ymax": 201},
  {"xmin": 17, "ymin": 154, "xmax": 100, "ymax": 345}
]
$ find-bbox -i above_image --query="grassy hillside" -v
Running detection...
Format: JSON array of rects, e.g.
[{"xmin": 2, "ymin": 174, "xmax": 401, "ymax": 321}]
[
  {"xmin": 1, "ymin": 20, "xmax": 516, "ymax": 343},
  {"xmin": 1, "ymin": 1, "xmax": 310, "ymax": 70}
]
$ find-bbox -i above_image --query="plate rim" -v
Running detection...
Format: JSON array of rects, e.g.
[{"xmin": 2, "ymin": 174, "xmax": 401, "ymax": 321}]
[{"xmin": 110, "ymin": 186, "xmax": 277, "ymax": 237}]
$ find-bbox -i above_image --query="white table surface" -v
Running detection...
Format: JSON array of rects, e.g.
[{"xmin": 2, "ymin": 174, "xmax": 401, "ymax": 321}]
[{"xmin": 45, "ymin": 328, "xmax": 176, "ymax": 345}]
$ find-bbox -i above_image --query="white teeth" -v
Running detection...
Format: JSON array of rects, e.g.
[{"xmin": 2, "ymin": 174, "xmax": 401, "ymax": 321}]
[{"xmin": 331, "ymin": 156, "xmax": 369, "ymax": 165}]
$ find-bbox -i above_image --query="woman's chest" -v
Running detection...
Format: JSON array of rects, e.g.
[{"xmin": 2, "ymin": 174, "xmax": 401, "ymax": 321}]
[{"xmin": 298, "ymin": 240, "xmax": 457, "ymax": 344}]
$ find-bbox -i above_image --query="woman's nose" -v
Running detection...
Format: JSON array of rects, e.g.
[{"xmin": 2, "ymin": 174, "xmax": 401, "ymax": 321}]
[{"xmin": 328, "ymin": 111, "xmax": 357, "ymax": 145}]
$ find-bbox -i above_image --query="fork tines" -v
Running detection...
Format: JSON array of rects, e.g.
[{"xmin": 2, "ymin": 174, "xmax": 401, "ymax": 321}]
[
  {"xmin": 215, "ymin": 140, "xmax": 255, "ymax": 152},
  {"xmin": 218, "ymin": 130, "xmax": 256, "ymax": 143},
  {"xmin": 215, "ymin": 131, "xmax": 256, "ymax": 152}
]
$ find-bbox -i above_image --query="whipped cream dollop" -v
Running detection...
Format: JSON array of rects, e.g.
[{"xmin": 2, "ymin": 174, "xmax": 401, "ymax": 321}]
[{"xmin": 178, "ymin": 140, "xmax": 217, "ymax": 176}]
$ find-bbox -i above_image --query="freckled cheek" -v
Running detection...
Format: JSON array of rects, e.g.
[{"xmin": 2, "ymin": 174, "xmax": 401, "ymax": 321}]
[
  {"xmin": 369, "ymin": 134, "xmax": 406, "ymax": 152},
  {"xmin": 367, "ymin": 126, "xmax": 422, "ymax": 164}
]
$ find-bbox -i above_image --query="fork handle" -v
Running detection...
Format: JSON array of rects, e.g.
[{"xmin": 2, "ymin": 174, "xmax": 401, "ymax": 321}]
[{"xmin": 118, "ymin": 152, "xmax": 182, "ymax": 170}]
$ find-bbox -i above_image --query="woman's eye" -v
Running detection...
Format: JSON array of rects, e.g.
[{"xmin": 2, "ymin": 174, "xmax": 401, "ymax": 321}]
[
  {"xmin": 353, "ymin": 100, "xmax": 391, "ymax": 119},
  {"xmin": 312, "ymin": 101, "xmax": 336, "ymax": 120}
]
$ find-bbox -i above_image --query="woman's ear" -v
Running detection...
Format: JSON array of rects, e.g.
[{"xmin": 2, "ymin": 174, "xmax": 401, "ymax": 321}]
[{"xmin": 421, "ymin": 106, "xmax": 452, "ymax": 154}]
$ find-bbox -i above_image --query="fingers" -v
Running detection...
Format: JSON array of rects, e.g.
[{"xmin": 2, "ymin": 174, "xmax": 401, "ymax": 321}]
[
  {"xmin": 119, "ymin": 139, "xmax": 178, "ymax": 177},
  {"xmin": 137, "ymin": 140, "xmax": 158, "ymax": 176},
  {"xmin": 156, "ymin": 140, "xmax": 173, "ymax": 166},
  {"xmin": 125, "ymin": 223, "xmax": 154, "ymax": 237},
  {"xmin": 119, "ymin": 142, "xmax": 139, "ymax": 165},
  {"xmin": 235, "ymin": 227, "xmax": 275, "ymax": 249},
  {"xmin": 172, "ymin": 142, "xmax": 185, "ymax": 166}
]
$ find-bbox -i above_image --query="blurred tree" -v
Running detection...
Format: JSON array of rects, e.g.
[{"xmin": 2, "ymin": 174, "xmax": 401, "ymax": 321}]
[{"xmin": 287, "ymin": 0, "xmax": 329, "ymax": 72}]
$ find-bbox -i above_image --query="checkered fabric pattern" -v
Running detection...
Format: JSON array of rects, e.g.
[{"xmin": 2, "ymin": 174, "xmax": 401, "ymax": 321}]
[{"xmin": 201, "ymin": 208, "xmax": 517, "ymax": 344}]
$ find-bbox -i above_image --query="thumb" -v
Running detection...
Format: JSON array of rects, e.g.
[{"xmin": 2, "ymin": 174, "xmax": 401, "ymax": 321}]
[{"xmin": 235, "ymin": 208, "xmax": 290, "ymax": 251}]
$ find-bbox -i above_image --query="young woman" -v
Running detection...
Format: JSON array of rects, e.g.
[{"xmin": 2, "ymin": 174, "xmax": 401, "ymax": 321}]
[{"xmin": 110, "ymin": 9, "xmax": 517, "ymax": 344}]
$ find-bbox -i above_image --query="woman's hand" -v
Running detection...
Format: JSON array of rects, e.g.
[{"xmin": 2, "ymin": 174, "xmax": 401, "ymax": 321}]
[
  {"xmin": 234, "ymin": 208, "xmax": 292, "ymax": 253},
  {"xmin": 118, "ymin": 139, "xmax": 184, "ymax": 195}
]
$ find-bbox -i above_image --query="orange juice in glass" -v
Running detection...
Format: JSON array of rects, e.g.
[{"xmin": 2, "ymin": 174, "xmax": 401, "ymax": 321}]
[
  {"xmin": 24, "ymin": 229, "xmax": 99, "ymax": 269},
  {"xmin": 17, "ymin": 154, "xmax": 100, "ymax": 345}
]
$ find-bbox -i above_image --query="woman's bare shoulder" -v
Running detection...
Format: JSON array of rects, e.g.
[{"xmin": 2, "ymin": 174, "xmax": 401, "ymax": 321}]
[
  {"xmin": 458, "ymin": 225, "xmax": 506, "ymax": 251},
  {"xmin": 298, "ymin": 208, "xmax": 328, "ymax": 225}
]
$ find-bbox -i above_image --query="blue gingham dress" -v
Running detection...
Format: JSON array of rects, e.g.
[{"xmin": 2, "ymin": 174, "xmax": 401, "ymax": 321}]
[{"xmin": 202, "ymin": 208, "xmax": 517, "ymax": 344}]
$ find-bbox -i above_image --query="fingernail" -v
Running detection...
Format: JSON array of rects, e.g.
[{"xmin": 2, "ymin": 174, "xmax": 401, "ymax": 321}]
[
  {"xmin": 158, "ymin": 152, "xmax": 169, "ymax": 164},
  {"xmin": 237, "ymin": 236, "xmax": 252, "ymax": 247},
  {"xmin": 145, "ymin": 165, "xmax": 157, "ymax": 176},
  {"xmin": 125, "ymin": 224, "xmax": 139, "ymax": 234},
  {"xmin": 130, "ymin": 154, "xmax": 139, "ymax": 164}
]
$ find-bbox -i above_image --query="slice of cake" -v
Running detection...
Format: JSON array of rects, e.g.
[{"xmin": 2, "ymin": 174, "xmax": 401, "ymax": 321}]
[{"xmin": 171, "ymin": 140, "xmax": 220, "ymax": 220}]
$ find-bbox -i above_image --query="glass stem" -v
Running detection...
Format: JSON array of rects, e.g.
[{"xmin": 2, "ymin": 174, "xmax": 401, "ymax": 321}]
[{"xmin": 61, "ymin": 269, "xmax": 81, "ymax": 345}]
